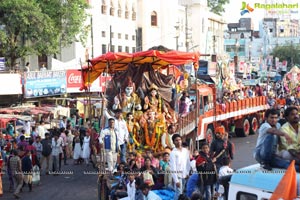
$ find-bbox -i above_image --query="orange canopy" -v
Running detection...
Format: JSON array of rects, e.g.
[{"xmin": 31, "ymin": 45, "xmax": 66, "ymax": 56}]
[{"xmin": 82, "ymin": 50, "xmax": 200, "ymax": 89}]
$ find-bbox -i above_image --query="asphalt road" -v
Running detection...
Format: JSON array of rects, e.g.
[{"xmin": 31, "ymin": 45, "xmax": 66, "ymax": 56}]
[
  {"xmin": 230, "ymin": 133, "xmax": 258, "ymax": 169},
  {"xmin": 0, "ymin": 133, "xmax": 259, "ymax": 200}
]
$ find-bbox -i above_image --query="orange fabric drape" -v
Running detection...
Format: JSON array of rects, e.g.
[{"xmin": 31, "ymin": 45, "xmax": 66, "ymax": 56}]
[{"xmin": 270, "ymin": 160, "xmax": 297, "ymax": 200}]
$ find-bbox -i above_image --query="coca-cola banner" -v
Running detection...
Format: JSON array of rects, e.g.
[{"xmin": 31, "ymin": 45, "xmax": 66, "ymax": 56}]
[
  {"xmin": 66, "ymin": 69, "xmax": 107, "ymax": 93},
  {"xmin": 24, "ymin": 71, "xmax": 66, "ymax": 98}
]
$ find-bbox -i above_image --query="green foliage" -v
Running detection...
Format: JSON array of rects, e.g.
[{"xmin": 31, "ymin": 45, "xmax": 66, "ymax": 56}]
[
  {"xmin": 0, "ymin": 0, "xmax": 88, "ymax": 68},
  {"xmin": 207, "ymin": 0, "xmax": 230, "ymax": 15},
  {"xmin": 271, "ymin": 44, "xmax": 300, "ymax": 68}
]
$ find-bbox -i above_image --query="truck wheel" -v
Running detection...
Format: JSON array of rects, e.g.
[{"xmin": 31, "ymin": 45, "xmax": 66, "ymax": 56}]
[
  {"xmin": 206, "ymin": 126, "xmax": 214, "ymax": 145},
  {"xmin": 250, "ymin": 117, "xmax": 258, "ymax": 135},
  {"xmin": 235, "ymin": 118, "xmax": 250, "ymax": 137}
]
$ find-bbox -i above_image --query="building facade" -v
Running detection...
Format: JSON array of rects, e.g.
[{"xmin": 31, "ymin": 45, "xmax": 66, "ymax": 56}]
[{"xmin": 25, "ymin": 0, "xmax": 226, "ymax": 69}]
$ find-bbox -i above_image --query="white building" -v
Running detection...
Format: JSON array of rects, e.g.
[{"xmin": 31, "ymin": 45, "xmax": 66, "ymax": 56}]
[{"xmin": 25, "ymin": 0, "xmax": 226, "ymax": 70}]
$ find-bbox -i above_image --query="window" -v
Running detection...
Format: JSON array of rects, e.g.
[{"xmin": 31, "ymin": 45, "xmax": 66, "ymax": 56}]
[
  {"xmin": 110, "ymin": 0, "xmax": 114, "ymax": 16},
  {"xmin": 101, "ymin": 31, "xmax": 106, "ymax": 37},
  {"xmin": 132, "ymin": 5, "xmax": 136, "ymax": 20},
  {"xmin": 269, "ymin": 28, "xmax": 273, "ymax": 33},
  {"xmin": 111, "ymin": 32, "xmax": 114, "ymax": 38},
  {"xmin": 38, "ymin": 54, "xmax": 48, "ymax": 70},
  {"xmin": 118, "ymin": 9, "xmax": 122, "ymax": 17},
  {"xmin": 125, "ymin": 34, "xmax": 128, "ymax": 40},
  {"xmin": 125, "ymin": 5, "xmax": 129, "ymax": 19},
  {"xmin": 111, "ymin": 45, "xmax": 115, "ymax": 52},
  {"xmin": 199, "ymin": 95, "xmax": 204, "ymax": 114},
  {"xmin": 101, "ymin": 0, "xmax": 107, "ymax": 14},
  {"xmin": 240, "ymin": 33, "xmax": 244, "ymax": 39},
  {"xmin": 118, "ymin": 33, "xmax": 121, "ymax": 39},
  {"xmin": 125, "ymin": 46, "xmax": 129, "ymax": 53},
  {"xmin": 132, "ymin": 11, "xmax": 136, "ymax": 20},
  {"xmin": 102, "ymin": 44, "xmax": 107, "ymax": 54},
  {"xmin": 132, "ymin": 47, "xmax": 136, "ymax": 53},
  {"xmin": 151, "ymin": 11, "xmax": 157, "ymax": 26},
  {"xmin": 117, "ymin": 2, "xmax": 121, "ymax": 17},
  {"xmin": 237, "ymin": 192, "xmax": 257, "ymax": 200},
  {"xmin": 132, "ymin": 35, "xmax": 135, "ymax": 40},
  {"xmin": 118, "ymin": 46, "xmax": 122, "ymax": 52}
]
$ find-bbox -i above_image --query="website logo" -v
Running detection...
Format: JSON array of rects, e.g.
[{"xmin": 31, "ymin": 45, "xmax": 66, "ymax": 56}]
[{"xmin": 240, "ymin": 2, "xmax": 254, "ymax": 16}]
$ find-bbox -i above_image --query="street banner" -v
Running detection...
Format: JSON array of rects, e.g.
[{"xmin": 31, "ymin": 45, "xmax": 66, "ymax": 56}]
[
  {"xmin": 208, "ymin": 62, "xmax": 217, "ymax": 76},
  {"xmin": 0, "ymin": 74, "xmax": 22, "ymax": 95},
  {"xmin": 66, "ymin": 69, "xmax": 111, "ymax": 93},
  {"xmin": 282, "ymin": 60, "xmax": 287, "ymax": 71},
  {"xmin": 238, "ymin": 61, "xmax": 245, "ymax": 73},
  {"xmin": 0, "ymin": 58, "xmax": 5, "ymax": 71},
  {"xmin": 24, "ymin": 71, "xmax": 66, "ymax": 98}
]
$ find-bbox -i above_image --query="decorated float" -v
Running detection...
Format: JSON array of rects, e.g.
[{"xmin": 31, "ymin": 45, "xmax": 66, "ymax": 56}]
[{"xmin": 82, "ymin": 48, "xmax": 199, "ymax": 155}]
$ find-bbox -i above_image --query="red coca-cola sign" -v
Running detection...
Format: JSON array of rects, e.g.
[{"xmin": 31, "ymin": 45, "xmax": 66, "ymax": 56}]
[{"xmin": 67, "ymin": 70, "xmax": 82, "ymax": 88}]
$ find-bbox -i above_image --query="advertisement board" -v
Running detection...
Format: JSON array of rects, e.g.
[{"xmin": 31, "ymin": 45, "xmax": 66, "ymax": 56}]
[
  {"xmin": 0, "ymin": 74, "xmax": 22, "ymax": 95},
  {"xmin": 66, "ymin": 70, "xmax": 111, "ymax": 93},
  {"xmin": 24, "ymin": 71, "xmax": 66, "ymax": 98},
  {"xmin": 0, "ymin": 58, "xmax": 5, "ymax": 71}
]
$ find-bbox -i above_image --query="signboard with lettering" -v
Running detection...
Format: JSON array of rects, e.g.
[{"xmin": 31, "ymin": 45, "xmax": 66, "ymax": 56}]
[
  {"xmin": 24, "ymin": 71, "xmax": 66, "ymax": 98},
  {"xmin": 66, "ymin": 70, "xmax": 111, "ymax": 93},
  {"xmin": 0, "ymin": 74, "xmax": 22, "ymax": 95},
  {"xmin": 0, "ymin": 57, "xmax": 5, "ymax": 71}
]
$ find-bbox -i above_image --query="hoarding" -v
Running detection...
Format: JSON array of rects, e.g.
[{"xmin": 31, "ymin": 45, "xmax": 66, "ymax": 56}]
[
  {"xmin": 66, "ymin": 69, "xmax": 111, "ymax": 93},
  {"xmin": 0, "ymin": 74, "xmax": 22, "ymax": 95},
  {"xmin": 24, "ymin": 71, "xmax": 66, "ymax": 98}
]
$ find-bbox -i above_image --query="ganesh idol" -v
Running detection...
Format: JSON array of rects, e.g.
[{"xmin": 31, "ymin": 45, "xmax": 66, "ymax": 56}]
[
  {"xmin": 112, "ymin": 78, "xmax": 142, "ymax": 117},
  {"xmin": 143, "ymin": 83, "xmax": 163, "ymax": 113}
]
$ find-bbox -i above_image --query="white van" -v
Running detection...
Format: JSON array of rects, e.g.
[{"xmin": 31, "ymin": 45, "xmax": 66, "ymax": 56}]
[{"xmin": 222, "ymin": 164, "xmax": 300, "ymax": 200}]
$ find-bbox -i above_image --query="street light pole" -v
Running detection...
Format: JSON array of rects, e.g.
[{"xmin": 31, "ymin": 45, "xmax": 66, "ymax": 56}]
[{"xmin": 174, "ymin": 22, "xmax": 180, "ymax": 51}]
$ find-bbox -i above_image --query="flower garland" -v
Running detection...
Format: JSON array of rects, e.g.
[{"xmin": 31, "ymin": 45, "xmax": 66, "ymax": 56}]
[{"xmin": 144, "ymin": 120, "xmax": 156, "ymax": 147}]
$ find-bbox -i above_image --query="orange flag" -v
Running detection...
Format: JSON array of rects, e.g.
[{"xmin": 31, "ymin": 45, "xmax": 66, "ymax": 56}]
[{"xmin": 270, "ymin": 160, "xmax": 297, "ymax": 200}]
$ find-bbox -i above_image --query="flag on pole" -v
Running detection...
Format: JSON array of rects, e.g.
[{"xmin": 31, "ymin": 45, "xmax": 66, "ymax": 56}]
[{"xmin": 270, "ymin": 160, "xmax": 297, "ymax": 200}]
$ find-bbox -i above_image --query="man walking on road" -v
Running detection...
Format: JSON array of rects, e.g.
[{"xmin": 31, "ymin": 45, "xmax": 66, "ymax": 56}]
[
  {"xmin": 99, "ymin": 118, "xmax": 119, "ymax": 172},
  {"xmin": 40, "ymin": 133, "xmax": 52, "ymax": 175},
  {"xmin": 9, "ymin": 150, "xmax": 23, "ymax": 199},
  {"xmin": 169, "ymin": 134, "xmax": 190, "ymax": 200},
  {"xmin": 105, "ymin": 109, "xmax": 129, "ymax": 163}
]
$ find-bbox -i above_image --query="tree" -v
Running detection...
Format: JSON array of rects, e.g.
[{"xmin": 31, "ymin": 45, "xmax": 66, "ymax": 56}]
[
  {"xmin": 0, "ymin": 0, "xmax": 89, "ymax": 69},
  {"xmin": 271, "ymin": 44, "xmax": 300, "ymax": 69},
  {"xmin": 207, "ymin": 0, "xmax": 230, "ymax": 15}
]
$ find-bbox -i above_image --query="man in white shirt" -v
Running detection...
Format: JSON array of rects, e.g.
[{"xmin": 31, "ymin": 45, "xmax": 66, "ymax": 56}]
[
  {"xmin": 218, "ymin": 157, "xmax": 233, "ymax": 177},
  {"xmin": 59, "ymin": 116, "xmax": 67, "ymax": 129},
  {"xmin": 37, "ymin": 121, "xmax": 47, "ymax": 139},
  {"xmin": 99, "ymin": 118, "xmax": 119, "ymax": 172},
  {"xmin": 169, "ymin": 134, "xmax": 191, "ymax": 200},
  {"xmin": 105, "ymin": 109, "xmax": 129, "ymax": 163},
  {"xmin": 23, "ymin": 121, "xmax": 31, "ymax": 135},
  {"xmin": 126, "ymin": 173, "xmax": 136, "ymax": 200}
]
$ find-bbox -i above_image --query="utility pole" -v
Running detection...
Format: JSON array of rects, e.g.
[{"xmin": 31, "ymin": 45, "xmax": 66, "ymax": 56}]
[
  {"xmin": 91, "ymin": 16, "xmax": 94, "ymax": 58},
  {"xmin": 185, "ymin": 5, "xmax": 189, "ymax": 52},
  {"xmin": 174, "ymin": 22, "xmax": 180, "ymax": 50},
  {"xmin": 109, "ymin": 25, "xmax": 112, "ymax": 51}
]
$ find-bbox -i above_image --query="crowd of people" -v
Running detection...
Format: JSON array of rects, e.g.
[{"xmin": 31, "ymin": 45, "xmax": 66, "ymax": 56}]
[
  {"xmin": 2, "ymin": 80, "xmax": 297, "ymax": 200},
  {"xmin": 0, "ymin": 112, "xmax": 99, "ymax": 199},
  {"xmin": 0, "ymin": 107, "xmax": 236, "ymax": 200}
]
